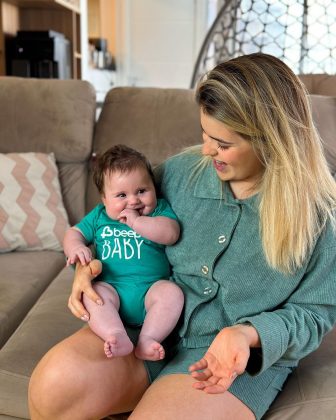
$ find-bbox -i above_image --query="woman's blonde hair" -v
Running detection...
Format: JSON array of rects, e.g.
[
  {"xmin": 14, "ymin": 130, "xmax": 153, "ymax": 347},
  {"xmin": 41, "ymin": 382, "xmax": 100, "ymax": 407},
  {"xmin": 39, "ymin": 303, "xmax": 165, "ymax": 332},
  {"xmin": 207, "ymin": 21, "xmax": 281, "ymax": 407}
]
[{"xmin": 195, "ymin": 53, "xmax": 336, "ymax": 274}]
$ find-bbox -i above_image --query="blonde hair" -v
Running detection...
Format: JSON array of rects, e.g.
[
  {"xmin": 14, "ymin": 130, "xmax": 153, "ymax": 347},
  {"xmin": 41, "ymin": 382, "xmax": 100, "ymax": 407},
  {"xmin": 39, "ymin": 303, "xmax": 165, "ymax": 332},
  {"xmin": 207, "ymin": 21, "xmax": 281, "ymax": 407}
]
[{"xmin": 195, "ymin": 53, "xmax": 336, "ymax": 274}]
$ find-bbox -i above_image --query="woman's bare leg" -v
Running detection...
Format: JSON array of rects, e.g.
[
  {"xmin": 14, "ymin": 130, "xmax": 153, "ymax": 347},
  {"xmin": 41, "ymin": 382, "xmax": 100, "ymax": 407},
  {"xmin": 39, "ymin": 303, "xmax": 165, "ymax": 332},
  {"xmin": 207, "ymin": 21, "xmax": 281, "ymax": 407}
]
[
  {"xmin": 28, "ymin": 327, "xmax": 149, "ymax": 420},
  {"xmin": 129, "ymin": 374, "xmax": 255, "ymax": 420}
]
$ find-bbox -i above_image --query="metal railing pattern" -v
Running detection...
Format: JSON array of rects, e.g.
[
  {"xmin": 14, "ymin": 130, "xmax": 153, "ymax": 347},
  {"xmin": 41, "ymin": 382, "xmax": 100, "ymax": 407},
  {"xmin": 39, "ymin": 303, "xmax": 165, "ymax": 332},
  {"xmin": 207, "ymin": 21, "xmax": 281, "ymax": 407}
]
[{"xmin": 191, "ymin": 0, "xmax": 336, "ymax": 87}]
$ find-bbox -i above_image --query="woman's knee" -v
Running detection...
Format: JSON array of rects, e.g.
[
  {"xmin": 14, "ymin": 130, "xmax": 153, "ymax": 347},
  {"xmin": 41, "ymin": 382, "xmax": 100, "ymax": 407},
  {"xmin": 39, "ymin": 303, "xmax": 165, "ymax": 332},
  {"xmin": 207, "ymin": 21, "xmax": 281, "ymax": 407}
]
[
  {"xmin": 29, "ymin": 329, "xmax": 150, "ymax": 419},
  {"xmin": 28, "ymin": 343, "xmax": 85, "ymax": 418}
]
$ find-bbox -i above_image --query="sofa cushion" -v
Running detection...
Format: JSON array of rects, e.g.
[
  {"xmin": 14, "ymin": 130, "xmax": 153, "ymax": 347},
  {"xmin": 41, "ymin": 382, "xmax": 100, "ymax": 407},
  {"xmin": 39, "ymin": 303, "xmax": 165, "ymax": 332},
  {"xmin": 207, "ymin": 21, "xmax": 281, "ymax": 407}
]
[
  {"xmin": 0, "ymin": 152, "xmax": 69, "ymax": 252},
  {"xmin": 87, "ymin": 87, "xmax": 203, "ymax": 211},
  {"xmin": 0, "ymin": 251, "xmax": 66, "ymax": 348},
  {"xmin": 309, "ymin": 95, "xmax": 336, "ymax": 175},
  {"xmin": 93, "ymin": 87, "xmax": 202, "ymax": 166},
  {"xmin": 299, "ymin": 74, "xmax": 336, "ymax": 97},
  {"xmin": 264, "ymin": 327, "xmax": 336, "ymax": 419},
  {"xmin": 58, "ymin": 162, "xmax": 90, "ymax": 226},
  {"xmin": 0, "ymin": 77, "xmax": 96, "ymax": 226},
  {"xmin": 0, "ymin": 78, "xmax": 95, "ymax": 163},
  {"xmin": 0, "ymin": 266, "xmax": 82, "ymax": 419}
]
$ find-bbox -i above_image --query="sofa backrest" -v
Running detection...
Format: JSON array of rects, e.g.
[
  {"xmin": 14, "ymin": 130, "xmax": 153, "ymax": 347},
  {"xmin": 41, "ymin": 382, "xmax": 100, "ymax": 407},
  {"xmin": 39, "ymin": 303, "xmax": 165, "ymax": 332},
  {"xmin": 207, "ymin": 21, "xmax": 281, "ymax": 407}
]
[
  {"xmin": 0, "ymin": 77, "xmax": 96, "ymax": 225},
  {"xmin": 87, "ymin": 87, "xmax": 203, "ymax": 210},
  {"xmin": 0, "ymin": 76, "xmax": 333, "ymax": 236},
  {"xmin": 298, "ymin": 74, "xmax": 336, "ymax": 96},
  {"xmin": 299, "ymin": 74, "xmax": 336, "ymax": 176},
  {"xmin": 88, "ymin": 80, "xmax": 336, "ymax": 211}
]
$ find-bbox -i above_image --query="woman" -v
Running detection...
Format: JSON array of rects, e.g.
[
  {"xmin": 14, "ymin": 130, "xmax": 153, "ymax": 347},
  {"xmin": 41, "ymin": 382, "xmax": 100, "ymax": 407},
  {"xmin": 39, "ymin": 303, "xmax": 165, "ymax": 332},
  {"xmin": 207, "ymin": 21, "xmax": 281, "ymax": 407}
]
[{"xmin": 28, "ymin": 53, "xmax": 336, "ymax": 420}]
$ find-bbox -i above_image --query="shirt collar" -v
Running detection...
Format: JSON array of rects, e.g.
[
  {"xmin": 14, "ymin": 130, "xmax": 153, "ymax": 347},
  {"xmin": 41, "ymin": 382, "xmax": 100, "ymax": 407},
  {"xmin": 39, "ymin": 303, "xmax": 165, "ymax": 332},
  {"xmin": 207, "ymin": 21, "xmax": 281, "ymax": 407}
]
[
  {"xmin": 193, "ymin": 160, "xmax": 259, "ymax": 208},
  {"xmin": 193, "ymin": 161, "xmax": 223, "ymax": 199}
]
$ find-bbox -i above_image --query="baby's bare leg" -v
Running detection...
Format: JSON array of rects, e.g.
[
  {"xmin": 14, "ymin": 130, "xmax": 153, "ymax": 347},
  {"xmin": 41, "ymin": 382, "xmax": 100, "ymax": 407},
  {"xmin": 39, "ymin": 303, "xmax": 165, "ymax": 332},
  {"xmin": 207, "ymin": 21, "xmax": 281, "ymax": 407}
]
[
  {"xmin": 83, "ymin": 282, "xmax": 134, "ymax": 358},
  {"xmin": 135, "ymin": 280, "xmax": 184, "ymax": 361}
]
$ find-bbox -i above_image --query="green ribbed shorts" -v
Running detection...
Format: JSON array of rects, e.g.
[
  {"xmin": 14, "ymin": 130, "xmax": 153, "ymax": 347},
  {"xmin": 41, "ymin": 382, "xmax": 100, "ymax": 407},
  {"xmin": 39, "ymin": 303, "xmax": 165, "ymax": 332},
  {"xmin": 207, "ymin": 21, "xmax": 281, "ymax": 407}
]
[
  {"xmin": 126, "ymin": 327, "xmax": 292, "ymax": 420},
  {"xmin": 147, "ymin": 346, "xmax": 292, "ymax": 418}
]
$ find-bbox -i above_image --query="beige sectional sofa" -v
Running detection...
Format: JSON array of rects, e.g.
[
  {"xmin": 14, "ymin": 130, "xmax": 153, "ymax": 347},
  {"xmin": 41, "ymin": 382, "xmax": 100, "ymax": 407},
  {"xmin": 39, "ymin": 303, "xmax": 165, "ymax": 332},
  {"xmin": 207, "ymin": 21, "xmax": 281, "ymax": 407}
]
[{"xmin": 0, "ymin": 75, "xmax": 335, "ymax": 419}]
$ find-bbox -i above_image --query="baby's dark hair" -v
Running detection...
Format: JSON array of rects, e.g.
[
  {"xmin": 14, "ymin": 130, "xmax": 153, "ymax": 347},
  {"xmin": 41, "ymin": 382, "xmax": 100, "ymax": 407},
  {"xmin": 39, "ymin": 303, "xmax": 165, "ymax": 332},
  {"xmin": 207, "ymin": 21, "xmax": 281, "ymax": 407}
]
[{"xmin": 93, "ymin": 144, "xmax": 155, "ymax": 194}]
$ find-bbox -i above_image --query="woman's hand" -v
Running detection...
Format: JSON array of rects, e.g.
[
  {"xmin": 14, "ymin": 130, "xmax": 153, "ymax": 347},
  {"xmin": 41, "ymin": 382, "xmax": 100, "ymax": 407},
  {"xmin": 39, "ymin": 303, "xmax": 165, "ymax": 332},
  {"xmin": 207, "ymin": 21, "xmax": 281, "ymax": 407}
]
[
  {"xmin": 189, "ymin": 324, "xmax": 260, "ymax": 394},
  {"xmin": 67, "ymin": 260, "xmax": 103, "ymax": 321}
]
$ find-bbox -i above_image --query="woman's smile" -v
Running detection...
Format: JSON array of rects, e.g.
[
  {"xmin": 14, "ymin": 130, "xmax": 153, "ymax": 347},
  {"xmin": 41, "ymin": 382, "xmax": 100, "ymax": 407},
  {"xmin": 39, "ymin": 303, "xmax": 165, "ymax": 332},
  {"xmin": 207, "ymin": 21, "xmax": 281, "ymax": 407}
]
[{"xmin": 213, "ymin": 159, "xmax": 227, "ymax": 172}]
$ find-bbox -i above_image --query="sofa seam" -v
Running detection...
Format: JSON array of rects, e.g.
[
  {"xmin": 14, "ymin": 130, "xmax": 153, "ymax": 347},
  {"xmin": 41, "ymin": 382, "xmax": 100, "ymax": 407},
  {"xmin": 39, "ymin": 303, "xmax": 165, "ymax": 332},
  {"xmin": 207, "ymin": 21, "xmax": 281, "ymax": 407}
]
[
  {"xmin": 0, "ymin": 266, "xmax": 67, "ymax": 347},
  {"xmin": 0, "ymin": 370, "xmax": 29, "ymax": 380}
]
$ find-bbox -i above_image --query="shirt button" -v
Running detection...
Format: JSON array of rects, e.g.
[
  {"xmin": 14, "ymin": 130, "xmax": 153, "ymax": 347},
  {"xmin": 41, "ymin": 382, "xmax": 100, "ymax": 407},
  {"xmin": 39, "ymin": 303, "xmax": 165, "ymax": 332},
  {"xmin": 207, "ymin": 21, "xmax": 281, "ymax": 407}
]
[
  {"xmin": 203, "ymin": 287, "xmax": 212, "ymax": 295},
  {"xmin": 218, "ymin": 235, "xmax": 226, "ymax": 243},
  {"xmin": 201, "ymin": 265, "xmax": 209, "ymax": 275}
]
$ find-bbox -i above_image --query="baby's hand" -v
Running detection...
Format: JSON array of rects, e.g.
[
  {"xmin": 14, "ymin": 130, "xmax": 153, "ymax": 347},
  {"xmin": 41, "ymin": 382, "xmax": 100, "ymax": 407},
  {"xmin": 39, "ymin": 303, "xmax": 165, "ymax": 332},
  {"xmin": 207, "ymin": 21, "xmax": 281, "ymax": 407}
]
[
  {"xmin": 118, "ymin": 209, "xmax": 140, "ymax": 228},
  {"xmin": 66, "ymin": 245, "xmax": 92, "ymax": 266}
]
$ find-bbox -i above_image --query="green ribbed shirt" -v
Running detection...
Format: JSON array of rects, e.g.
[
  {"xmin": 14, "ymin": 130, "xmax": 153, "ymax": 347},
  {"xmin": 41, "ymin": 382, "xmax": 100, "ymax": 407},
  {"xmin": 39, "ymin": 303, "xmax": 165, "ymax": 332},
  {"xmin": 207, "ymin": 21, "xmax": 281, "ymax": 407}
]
[{"xmin": 155, "ymin": 152, "xmax": 336, "ymax": 374}]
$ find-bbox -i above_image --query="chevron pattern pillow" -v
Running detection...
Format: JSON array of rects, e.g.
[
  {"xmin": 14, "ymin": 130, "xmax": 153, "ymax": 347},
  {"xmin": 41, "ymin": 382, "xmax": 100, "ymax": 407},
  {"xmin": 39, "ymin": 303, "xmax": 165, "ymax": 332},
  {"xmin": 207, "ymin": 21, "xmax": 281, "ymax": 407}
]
[{"xmin": 0, "ymin": 152, "xmax": 69, "ymax": 252}]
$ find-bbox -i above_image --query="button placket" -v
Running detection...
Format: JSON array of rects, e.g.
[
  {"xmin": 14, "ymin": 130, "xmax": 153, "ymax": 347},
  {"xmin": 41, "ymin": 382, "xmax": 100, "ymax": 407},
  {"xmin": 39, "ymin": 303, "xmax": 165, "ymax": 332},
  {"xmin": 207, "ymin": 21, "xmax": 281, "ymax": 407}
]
[
  {"xmin": 218, "ymin": 235, "xmax": 226, "ymax": 244},
  {"xmin": 201, "ymin": 265, "xmax": 209, "ymax": 275},
  {"xmin": 203, "ymin": 286, "xmax": 212, "ymax": 295}
]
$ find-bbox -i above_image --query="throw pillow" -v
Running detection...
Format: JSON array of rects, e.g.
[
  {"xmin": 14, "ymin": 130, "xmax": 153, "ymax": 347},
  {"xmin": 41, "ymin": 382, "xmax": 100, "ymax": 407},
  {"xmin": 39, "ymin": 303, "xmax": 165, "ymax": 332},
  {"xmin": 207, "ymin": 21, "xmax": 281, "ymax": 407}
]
[{"xmin": 0, "ymin": 152, "xmax": 69, "ymax": 252}]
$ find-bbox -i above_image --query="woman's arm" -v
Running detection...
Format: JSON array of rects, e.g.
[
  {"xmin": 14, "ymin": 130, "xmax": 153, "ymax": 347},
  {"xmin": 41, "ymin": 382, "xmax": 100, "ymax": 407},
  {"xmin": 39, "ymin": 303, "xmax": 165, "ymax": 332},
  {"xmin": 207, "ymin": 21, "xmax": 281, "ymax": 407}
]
[
  {"xmin": 191, "ymin": 244, "xmax": 336, "ymax": 394},
  {"xmin": 238, "ymin": 245, "xmax": 336, "ymax": 374}
]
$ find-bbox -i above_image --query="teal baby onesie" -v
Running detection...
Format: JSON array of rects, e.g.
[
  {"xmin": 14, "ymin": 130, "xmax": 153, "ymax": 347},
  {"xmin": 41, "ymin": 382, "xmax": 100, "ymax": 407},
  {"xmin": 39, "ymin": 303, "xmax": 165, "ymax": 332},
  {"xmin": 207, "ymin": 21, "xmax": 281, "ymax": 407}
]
[{"xmin": 76, "ymin": 198, "xmax": 177, "ymax": 325}]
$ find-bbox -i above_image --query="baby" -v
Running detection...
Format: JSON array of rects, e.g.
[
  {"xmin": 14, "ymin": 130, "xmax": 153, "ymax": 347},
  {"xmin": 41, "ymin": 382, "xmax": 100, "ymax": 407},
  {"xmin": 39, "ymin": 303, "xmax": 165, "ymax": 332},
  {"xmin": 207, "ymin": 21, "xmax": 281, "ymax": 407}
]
[{"xmin": 63, "ymin": 144, "xmax": 184, "ymax": 361}]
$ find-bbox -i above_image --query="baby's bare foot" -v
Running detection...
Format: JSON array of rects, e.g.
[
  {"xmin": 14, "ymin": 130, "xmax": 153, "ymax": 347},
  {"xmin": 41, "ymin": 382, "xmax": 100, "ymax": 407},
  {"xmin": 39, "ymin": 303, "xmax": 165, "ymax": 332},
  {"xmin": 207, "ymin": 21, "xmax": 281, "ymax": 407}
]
[
  {"xmin": 104, "ymin": 332, "xmax": 134, "ymax": 358},
  {"xmin": 135, "ymin": 336, "xmax": 165, "ymax": 361}
]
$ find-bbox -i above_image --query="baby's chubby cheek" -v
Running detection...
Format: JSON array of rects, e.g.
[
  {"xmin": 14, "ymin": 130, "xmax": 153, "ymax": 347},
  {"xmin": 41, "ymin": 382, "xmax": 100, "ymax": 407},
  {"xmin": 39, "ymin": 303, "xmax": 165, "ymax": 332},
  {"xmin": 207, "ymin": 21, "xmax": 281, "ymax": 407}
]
[
  {"xmin": 141, "ymin": 205, "xmax": 155, "ymax": 216},
  {"xmin": 105, "ymin": 207, "xmax": 120, "ymax": 220}
]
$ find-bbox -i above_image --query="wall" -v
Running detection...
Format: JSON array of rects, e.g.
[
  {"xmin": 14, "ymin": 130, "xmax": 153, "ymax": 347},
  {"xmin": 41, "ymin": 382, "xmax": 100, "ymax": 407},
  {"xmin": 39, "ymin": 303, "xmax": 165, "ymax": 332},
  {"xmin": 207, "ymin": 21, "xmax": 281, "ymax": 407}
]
[
  {"xmin": 115, "ymin": 0, "xmax": 209, "ymax": 88},
  {"xmin": 81, "ymin": 0, "xmax": 211, "ymax": 100},
  {"xmin": 80, "ymin": 0, "xmax": 89, "ymax": 81}
]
